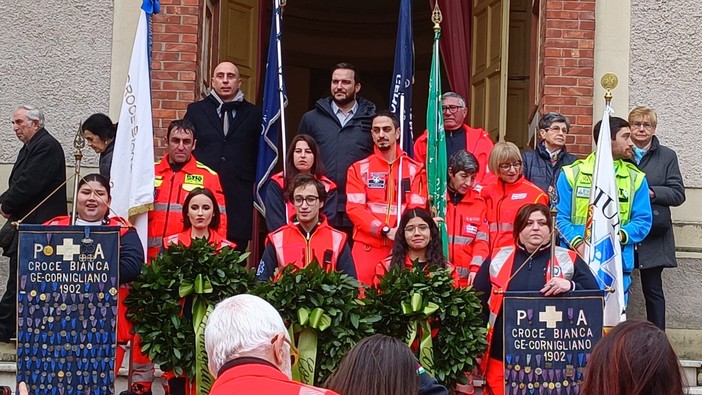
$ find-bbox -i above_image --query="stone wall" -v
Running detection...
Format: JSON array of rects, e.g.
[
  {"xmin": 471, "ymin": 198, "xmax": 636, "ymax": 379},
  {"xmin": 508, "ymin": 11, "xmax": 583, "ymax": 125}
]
[{"xmin": 0, "ymin": 0, "xmax": 114, "ymax": 167}]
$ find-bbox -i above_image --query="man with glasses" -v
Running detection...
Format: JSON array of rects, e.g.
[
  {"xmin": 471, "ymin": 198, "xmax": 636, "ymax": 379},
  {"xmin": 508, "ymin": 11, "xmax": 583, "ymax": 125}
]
[
  {"xmin": 256, "ymin": 173, "xmax": 355, "ymax": 281},
  {"xmin": 522, "ymin": 112, "xmax": 577, "ymax": 199},
  {"xmin": 414, "ymin": 92, "xmax": 495, "ymax": 186},
  {"xmin": 205, "ymin": 294, "xmax": 340, "ymax": 394}
]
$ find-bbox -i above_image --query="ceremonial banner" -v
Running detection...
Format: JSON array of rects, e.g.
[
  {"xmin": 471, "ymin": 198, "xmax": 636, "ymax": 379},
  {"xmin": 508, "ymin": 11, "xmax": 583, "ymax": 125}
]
[
  {"xmin": 389, "ymin": 0, "xmax": 414, "ymax": 157},
  {"xmin": 584, "ymin": 105, "xmax": 625, "ymax": 326},
  {"xmin": 503, "ymin": 291, "xmax": 604, "ymax": 394},
  {"xmin": 254, "ymin": 0, "xmax": 288, "ymax": 216},
  {"xmin": 16, "ymin": 225, "xmax": 120, "ymax": 395}
]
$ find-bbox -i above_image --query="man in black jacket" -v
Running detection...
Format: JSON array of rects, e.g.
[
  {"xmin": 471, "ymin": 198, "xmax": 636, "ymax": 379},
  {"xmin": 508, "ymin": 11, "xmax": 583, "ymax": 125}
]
[
  {"xmin": 0, "ymin": 105, "xmax": 67, "ymax": 342},
  {"xmin": 184, "ymin": 62, "xmax": 263, "ymax": 250},
  {"xmin": 298, "ymin": 63, "xmax": 376, "ymax": 233},
  {"xmin": 522, "ymin": 112, "xmax": 576, "ymax": 202}
]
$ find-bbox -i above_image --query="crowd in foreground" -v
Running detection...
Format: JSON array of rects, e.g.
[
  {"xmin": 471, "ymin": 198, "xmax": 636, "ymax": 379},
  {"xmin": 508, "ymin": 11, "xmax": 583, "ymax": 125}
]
[{"xmin": 0, "ymin": 59, "xmax": 685, "ymax": 395}]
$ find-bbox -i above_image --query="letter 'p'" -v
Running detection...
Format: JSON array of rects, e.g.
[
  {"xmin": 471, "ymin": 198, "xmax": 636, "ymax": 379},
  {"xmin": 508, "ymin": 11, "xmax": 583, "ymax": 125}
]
[{"xmin": 516, "ymin": 310, "xmax": 527, "ymax": 325}]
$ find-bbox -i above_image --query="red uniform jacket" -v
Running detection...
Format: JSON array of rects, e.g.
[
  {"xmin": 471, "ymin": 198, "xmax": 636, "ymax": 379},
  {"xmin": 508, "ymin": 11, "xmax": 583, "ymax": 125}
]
[
  {"xmin": 480, "ymin": 176, "xmax": 548, "ymax": 250},
  {"xmin": 414, "ymin": 124, "xmax": 496, "ymax": 185},
  {"xmin": 446, "ymin": 189, "xmax": 490, "ymax": 286},
  {"xmin": 148, "ymin": 154, "xmax": 227, "ymax": 260},
  {"xmin": 162, "ymin": 229, "xmax": 236, "ymax": 251},
  {"xmin": 346, "ymin": 146, "xmax": 427, "ymax": 248},
  {"xmin": 374, "ymin": 255, "xmax": 459, "ymax": 287},
  {"xmin": 209, "ymin": 358, "xmax": 339, "ymax": 395}
]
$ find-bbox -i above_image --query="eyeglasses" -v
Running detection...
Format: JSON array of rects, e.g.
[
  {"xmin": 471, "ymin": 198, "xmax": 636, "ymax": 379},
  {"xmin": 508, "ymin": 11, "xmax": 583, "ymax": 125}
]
[
  {"xmin": 405, "ymin": 224, "xmax": 430, "ymax": 233},
  {"xmin": 546, "ymin": 126, "xmax": 568, "ymax": 134},
  {"xmin": 292, "ymin": 195, "xmax": 319, "ymax": 206},
  {"xmin": 272, "ymin": 334, "xmax": 299, "ymax": 367},
  {"xmin": 441, "ymin": 105, "xmax": 464, "ymax": 114},
  {"xmin": 631, "ymin": 122, "xmax": 654, "ymax": 131},
  {"xmin": 498, "ymin": 161, "xmax": 522, "ymax": 171}
]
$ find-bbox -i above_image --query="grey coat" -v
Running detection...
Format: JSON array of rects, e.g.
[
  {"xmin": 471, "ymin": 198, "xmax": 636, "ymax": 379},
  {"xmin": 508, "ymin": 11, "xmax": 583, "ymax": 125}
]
[{"xmin": 635, "ymin": 136, "xmax": 685, "ymax": 269}]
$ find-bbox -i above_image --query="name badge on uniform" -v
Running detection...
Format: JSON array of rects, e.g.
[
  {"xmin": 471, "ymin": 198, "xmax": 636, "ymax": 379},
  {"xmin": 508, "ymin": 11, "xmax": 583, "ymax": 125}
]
[
  {"xmin": 465, "ymin": 224, "xmax": 478, "ymax": 235},
  {"xmin": 576, "ymin": 186, "xmax": 590, "ymax": 198},
  {"xmin": 511, "ymin": 193, "xmax": 527, "ymax": 200},
  {"xmin": 185, "ymin": 174, "xmax": 204, "ymax": 185},
  {"xmin": 367, "ymin": 172, "xmax": 387, "ymax": 189}
]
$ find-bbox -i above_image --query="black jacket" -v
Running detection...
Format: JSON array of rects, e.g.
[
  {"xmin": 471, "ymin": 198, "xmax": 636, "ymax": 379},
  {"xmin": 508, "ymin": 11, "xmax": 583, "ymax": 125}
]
[
  {"xmin": 634, "ymin": 136, "xmax": 685, "ymax": 269},
  {"xmin": 298, "ymin": 97, "xmax": 376, "ymax": 227},
  {"xmin": 522, "ymin": 141, "xmax": 576, "ymax": 194},
  {"xmin": 473, "ymin": 244, "xmax": 599, "ymax": 359},
  {"xmin": 184, "ymin": 95, "xmax": 263, "ymax": 241}
]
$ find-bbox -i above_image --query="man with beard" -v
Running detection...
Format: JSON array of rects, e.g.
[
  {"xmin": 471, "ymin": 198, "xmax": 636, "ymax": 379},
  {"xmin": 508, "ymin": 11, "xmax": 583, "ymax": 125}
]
[
  {"xmin": 556, "ymin": 116, "xmax": 652, "ymax": 303},
  {"xmin": 298, "ymin": 63, "xmax": 376, "ymax": 234},
  {"xmin": 414, "ymin": 92, "xmax": 494, "ymax": 186},
  {"xmin": 184, "ymin": 62, "xmax": 262, "ymax": 251},
  {"xmin": 346, "ymin": 111, "xmax": 427, "ymax": 284}
]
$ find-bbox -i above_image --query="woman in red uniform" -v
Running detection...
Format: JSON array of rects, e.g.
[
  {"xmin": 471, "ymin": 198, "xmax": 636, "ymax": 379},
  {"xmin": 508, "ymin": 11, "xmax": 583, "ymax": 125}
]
[
  {"xmin": 44, "ymin": 173, "xmax": 144, "ymax": 379},
  {"xmin": 162, "ymin": 187, "xmax": 235, "ymax": 250},
  {"xmin": 481, "ymin": 142, "xmax": 548, "ymax": 250},
  {"xmin": 264, "ymin": 134, "xmax": 337, "ymax": 231}
]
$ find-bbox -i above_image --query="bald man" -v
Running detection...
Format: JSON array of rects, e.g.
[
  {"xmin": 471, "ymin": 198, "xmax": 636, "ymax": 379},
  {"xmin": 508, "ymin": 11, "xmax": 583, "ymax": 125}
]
[{"xmin": 185, "ymin": 62, "xmax": 263, "ymax": 250}]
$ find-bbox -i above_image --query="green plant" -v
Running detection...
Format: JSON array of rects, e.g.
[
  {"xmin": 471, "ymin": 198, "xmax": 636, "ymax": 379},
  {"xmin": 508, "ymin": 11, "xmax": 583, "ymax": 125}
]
[{"xmin": 365, "ymin": 265, "xmax": 488, "ymax": 389}]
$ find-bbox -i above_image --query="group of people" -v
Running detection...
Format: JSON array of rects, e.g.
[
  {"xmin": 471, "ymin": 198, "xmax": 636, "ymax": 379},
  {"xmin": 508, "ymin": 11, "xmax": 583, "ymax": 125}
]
[{"xmin": 0, "ymin": 59, "xmax": 686, "ymax": 395}]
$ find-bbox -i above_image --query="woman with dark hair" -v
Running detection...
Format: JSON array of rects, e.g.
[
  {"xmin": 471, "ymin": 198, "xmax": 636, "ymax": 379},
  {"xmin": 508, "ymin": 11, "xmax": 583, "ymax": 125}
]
[
  {"xmin": 162, "ymin": 187, "xmax": 235, "ymax": 250},
  {"xmin": 82, "ymin": 113, "xmax": 117, "ymax": 178},
  {"xmin": 374, "ymin": 209, "xmax": 455, "ymax": 284},
  {"xmin": 472, "ymin": 203, "xmax": 598, "ymax": 395},
  {"xmin": 581, "ymin": 320, "xmax": 685, "ymax": 395},
  {"xmin": 44, "ymin": 173, "xmax": 144, "ymax": 379},
  {"xmin": 325, "ymin": 334, "xmax": 444, "ymax": 395},
  {"xmin": 265, "ymin": 134, "xmax": 337, "ymax": 231}
]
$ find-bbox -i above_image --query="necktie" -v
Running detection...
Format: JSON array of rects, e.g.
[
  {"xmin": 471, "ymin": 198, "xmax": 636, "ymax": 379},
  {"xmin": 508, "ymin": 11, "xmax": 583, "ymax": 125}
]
[{"xmin": 220, "ymin": 101, "xmax": 239, "ymax": 135}]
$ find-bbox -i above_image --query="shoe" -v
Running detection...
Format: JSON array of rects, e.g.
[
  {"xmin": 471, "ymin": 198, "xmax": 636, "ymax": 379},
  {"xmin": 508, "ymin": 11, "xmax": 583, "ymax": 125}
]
[{"xmin": 119, "ymin": 383, "xmax": 152, "ymax": 395}]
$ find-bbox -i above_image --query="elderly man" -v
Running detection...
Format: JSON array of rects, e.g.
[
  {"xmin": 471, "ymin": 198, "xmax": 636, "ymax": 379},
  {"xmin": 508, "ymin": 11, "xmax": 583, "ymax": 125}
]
[
  {"xmin": 298, "ymin": 62, "xmax": 377, "ymax": 233},
  {"xmin": 185, "ymin": 62, "xmax": 262, "ymax": 251},
  {"xmin": 414, "ymin": 92, "xmax": 494, "ymax": 186},
  {"xmin": 205, "ymin": 294, "xmax": 339, "ymax": 394},
  {"xmin": 556, "ymin": 116, "xmax": 652, "ymax": 303},
  {"xmin": 522, "ymin": 112, "xmax": 577, "ymax": 199},
  {"xmin": 0, "ymin": 105, "xmax": 67, "ymax": 342}
]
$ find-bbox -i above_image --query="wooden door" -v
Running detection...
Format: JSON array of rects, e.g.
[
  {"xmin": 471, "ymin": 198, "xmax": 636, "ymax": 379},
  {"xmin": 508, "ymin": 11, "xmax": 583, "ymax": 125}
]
[
  {"xmin": 471, "ymin": 0, "xmax": 510, "ymax": 141},
  {"xmin": 219, "ymin": 0, "xmax": 260, "ymax": 103}
]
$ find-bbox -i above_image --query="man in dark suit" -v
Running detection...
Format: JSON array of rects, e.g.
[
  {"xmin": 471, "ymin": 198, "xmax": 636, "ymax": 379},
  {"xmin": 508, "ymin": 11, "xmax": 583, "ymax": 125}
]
[
  {"xmin": 184, "ymin": 62, "xmax": 263, "ymax": 251},
  {"xmin": 0, "ymin": 105, "xmax": 67, "ymax": 342}
]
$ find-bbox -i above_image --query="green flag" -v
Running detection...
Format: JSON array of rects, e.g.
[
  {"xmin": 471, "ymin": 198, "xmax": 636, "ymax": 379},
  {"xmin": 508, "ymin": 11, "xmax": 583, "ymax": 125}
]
[{"xmin": 426, "ymin": 29, "xmax": 449, "ymax": 257}]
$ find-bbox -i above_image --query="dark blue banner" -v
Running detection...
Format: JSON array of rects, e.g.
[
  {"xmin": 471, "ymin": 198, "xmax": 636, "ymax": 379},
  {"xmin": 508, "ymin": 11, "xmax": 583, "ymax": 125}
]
[
  {"xmin": 17, "ymin": 225, "xmax": 120, "ymax": 395},
  {"xmin": 389, "ymin": 0, "xmax": 414, "ymax": 157},
  {"xmin": 502, "ymin": 291, "xmax": 604, "ymax": 394}
]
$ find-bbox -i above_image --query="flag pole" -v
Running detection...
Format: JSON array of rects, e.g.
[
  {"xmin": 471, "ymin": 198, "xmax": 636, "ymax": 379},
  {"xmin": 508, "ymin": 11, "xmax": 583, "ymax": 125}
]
[
  {"xmin": 600, "ymin": 72, "xmax": 619, "ymax": 296},
  {"xmin": 397, "ymin": 93, "xmax": 405, "ymax": 226},
  {"xmin": 276, "ymin": 0, "xmax": 287, "ymax": 178},
  {"xmin": 71, "ymin": 121, "xmax": 85, "ymax": 225}
]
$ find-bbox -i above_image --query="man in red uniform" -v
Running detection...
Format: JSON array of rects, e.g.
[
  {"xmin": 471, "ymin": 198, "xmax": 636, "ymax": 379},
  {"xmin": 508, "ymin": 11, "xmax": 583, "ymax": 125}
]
[
  {"xmin": 446, "ymin": 150, "xmax": 489, "ymax": 287},
  {"xmin": 256, "ymin": 173, "xmax": 356, "ymax": 280},
  {"xmin": 346, "ymin": 111, "xmax": 427, "ymax": 284},
  {"xmin": 122, "ymin": 119, "xmax": 227, "ymax": 395},
  {"xmin": 205, "ymin": 294, "xmax": 339, "ymax": 395},
  {"xmin": 414, "ymin": 92, "xmax": 495, "ymax": 186}
]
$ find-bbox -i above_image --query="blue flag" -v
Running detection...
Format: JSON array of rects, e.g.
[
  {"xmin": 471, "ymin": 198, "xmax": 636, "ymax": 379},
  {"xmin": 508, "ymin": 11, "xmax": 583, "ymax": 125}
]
[
  {"xmin": 254, "ymin": 2, "xmax": 287, "ymax": 216},
  {"xmin": 389, "ymin": 0, "xmax": 414, "ymax": 157}
]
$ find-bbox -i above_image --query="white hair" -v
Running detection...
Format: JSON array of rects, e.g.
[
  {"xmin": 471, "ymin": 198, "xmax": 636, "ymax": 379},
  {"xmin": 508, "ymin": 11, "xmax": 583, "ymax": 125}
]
[
  {"xmin": 441, "ymin": 92, "xmax": 466, "ymax": 107},
  {"xmin": 15, "ymin": 105, "xmax": 45, "ymax": 128},
  {"xmin": 204, "ymin": 294, "xmax": 289, "ymax": 377}
]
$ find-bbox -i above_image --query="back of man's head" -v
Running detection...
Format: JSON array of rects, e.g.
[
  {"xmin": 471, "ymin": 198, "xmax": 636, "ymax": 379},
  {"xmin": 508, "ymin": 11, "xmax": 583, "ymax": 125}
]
[
  {"xmin": 592, "ymin": 116, "xmax": 630, "ymax": 144},
  {"xmin": 205, "ymin": 294, "xmax": 287, "ymax": 378}
]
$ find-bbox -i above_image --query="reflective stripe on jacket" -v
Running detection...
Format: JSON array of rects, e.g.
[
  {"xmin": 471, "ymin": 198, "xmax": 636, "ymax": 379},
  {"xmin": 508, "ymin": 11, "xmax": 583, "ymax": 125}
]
[{"xmin": 446, "ymin": 189, "xmax": 489, "ymax": 286}]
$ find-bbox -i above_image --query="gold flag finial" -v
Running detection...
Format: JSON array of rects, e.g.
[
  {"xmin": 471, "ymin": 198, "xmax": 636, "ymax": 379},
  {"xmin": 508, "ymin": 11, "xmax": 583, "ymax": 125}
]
[
  {"xmin": 600, "ymin": 73, "xmax": 618, "ymax": 104},
  {"xmin": 432, "ymin": 2, "xmax": 442, "ymax": 32}
]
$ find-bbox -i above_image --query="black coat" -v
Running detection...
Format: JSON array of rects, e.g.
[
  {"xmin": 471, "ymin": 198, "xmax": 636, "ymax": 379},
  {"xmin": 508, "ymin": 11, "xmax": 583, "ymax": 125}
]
[
  {"xmin": 522, "ymin": 141, "xmax": 577, "ymax": 194},
  {"xmin": 634, "ymin": 136, "xmax": 685, "ymax": 269},
  {"xmin": 298, "ymin": 97, "xmax": 376, "ymax": 228},
  {"xmin": 0, "ymin": 128, "xmax": 67, "ymax": 255},
  {"xmin": 184, "ymin": 95, "xmax": 263, "ymax": 241}
]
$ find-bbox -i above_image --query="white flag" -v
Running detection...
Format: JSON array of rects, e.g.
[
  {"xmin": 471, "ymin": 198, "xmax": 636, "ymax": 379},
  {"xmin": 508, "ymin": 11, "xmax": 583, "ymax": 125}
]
[
  {"xmin": 583, "ymin": 106, "xmax": 625, "ymax": 326},
  {"xmin": 110, "ymin": 10, "xmax": 155, "ymax": 254}
]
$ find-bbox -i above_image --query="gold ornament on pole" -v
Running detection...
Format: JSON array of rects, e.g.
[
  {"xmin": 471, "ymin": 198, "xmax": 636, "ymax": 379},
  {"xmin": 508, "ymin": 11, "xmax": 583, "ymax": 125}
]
[
  {"xmin": 71, "ymin": 121, "xmax": 85, "ymax": 225},
  {"xmin": 600, "ymin": 72, "xmax": 618, "ymax": 106},
  {"xmin": 432, "ymin": 2, "xmax": 442, "ymax": 32}
]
